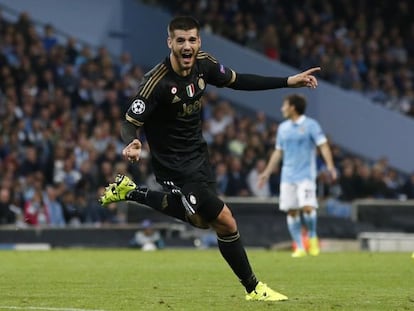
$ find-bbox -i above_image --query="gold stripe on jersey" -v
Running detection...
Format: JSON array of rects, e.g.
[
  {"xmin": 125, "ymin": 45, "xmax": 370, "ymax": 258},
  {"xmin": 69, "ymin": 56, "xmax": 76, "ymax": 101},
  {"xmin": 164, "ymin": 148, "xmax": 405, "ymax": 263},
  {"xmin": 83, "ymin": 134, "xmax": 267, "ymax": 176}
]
[
  {"xmin": 225, "ymin": 69, "xmax": 237, "ymax": 86},
  {"xmin": 139, "ymin": 64, "xmax": 168, "ymax": 99},
  {"xmin": 126, "ymin": 114, "xmax": 144, "ymax": 127},
  {"xmin": 197, "ymin": 51, "xmax": 218, "ymax": 63}
]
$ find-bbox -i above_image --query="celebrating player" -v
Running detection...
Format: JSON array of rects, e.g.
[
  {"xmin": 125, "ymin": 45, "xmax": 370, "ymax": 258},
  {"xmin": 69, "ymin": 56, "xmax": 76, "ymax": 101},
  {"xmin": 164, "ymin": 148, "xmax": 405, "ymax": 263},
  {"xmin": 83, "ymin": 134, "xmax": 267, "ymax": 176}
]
[{"xmin": 100, "ymin": 16, "xmax": 320, "ymax": 301}]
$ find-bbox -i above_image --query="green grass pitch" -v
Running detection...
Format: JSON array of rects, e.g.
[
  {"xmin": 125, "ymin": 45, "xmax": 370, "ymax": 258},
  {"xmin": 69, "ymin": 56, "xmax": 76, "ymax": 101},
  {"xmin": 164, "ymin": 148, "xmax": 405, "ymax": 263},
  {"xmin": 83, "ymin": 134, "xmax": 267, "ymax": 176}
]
[{"xmin": 0, "ymin": 249, "xmax": 413, "ymax": 311}]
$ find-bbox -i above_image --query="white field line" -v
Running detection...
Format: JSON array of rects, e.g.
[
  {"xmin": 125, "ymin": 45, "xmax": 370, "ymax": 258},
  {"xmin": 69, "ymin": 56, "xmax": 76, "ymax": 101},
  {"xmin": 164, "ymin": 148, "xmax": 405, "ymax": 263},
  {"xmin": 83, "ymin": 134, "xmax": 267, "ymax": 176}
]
[{"xmin": 0, "ymin": 306, "xmax": 107, "ymax": 311}]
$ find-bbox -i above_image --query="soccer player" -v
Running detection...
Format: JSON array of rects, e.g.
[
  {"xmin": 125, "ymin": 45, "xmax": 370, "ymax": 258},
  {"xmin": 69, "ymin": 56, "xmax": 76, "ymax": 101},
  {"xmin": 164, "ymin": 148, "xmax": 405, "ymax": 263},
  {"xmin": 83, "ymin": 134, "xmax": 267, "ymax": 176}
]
[
  {"xmin": 258, "ymin": 94, "xmax": 337, "ymax": 258},
  {"xmin": 100, "ymin": 16, "xmax": 321, "ymax": 301}
]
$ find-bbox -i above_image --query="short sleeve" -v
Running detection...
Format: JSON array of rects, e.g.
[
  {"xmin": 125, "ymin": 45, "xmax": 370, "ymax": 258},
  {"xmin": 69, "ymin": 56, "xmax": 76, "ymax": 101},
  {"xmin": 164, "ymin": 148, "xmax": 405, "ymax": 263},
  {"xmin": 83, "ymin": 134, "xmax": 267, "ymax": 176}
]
[
  {"xmin": 125, "ymin": 96, "xmax": 157, "ymax": 127},
  {"xmin": 310, "ymin": 120, "xmax": 327, "ymax": 146},
  {"xmin": 197, "ymin": 51, "xmax": 234, "ymax": 87},
  {"xmin": 275, "ymin": 127, "xmax": 283, "ymax": 150}
]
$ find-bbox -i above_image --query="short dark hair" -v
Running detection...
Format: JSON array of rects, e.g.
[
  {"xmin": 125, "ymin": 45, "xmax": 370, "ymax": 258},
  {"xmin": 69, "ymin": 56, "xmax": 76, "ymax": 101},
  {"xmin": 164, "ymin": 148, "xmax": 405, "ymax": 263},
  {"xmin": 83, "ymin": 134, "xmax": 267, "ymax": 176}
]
[
  {"xmin": 285, "ymin": 94, "xmax": 307, "ymax": 115},
  {"xmin": 168, "ymin": 16, "xmax": 200, "ymax": 36}
]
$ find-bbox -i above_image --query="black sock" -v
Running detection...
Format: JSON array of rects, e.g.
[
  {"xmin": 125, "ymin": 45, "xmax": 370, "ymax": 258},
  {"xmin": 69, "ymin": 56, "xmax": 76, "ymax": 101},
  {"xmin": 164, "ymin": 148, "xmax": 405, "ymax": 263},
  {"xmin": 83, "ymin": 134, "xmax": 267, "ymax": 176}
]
[
  {"xmin": 217, "ymin": 231, "xmax": 258, "ymax": 293},
  {"xmin": 127, "ymin": 189, "xmax": 187, "ymax": 223}
]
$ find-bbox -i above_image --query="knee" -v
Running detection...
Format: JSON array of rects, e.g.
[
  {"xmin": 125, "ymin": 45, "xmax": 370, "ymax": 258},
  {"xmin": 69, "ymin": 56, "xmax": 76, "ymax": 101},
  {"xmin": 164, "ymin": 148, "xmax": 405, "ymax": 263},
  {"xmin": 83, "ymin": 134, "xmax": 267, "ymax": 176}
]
[
  {"xmin": 210, "ymin": 205, "xmax": 238, "ymax": 235},
  {"xmin": 287, "ymin": 210, "xmax": 300, "ymax": 217},
  {"xmin": 303, "ymin": 206, "xmax": 315, "ymax": 214}
]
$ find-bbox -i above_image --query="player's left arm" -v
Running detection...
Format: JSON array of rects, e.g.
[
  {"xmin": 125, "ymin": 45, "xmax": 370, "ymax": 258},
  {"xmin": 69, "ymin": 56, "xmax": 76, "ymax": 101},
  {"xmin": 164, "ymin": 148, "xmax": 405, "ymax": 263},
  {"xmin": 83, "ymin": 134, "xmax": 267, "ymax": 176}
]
[
  {"xmin": 311, "ymin": 121, "xmax": 337, "ymax": 181},
  {"xmin": 202, "ymin": 52, "xmax": 319, "ymax": 89},
  {"xmin": 227, "ymin": 67, "xmax": 320, "ymax": 90},
  {"xmin": 318, "ymin": 142, "xmax": 337, "ymax": 181}
]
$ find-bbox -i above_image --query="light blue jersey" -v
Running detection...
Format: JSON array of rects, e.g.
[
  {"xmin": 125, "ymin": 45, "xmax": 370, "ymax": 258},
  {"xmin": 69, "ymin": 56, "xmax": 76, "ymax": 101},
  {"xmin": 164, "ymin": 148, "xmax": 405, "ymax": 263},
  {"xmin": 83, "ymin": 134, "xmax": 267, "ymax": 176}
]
[{"xmin": 276, "ymin": 115, "xmax": 327, "ymax": 183}]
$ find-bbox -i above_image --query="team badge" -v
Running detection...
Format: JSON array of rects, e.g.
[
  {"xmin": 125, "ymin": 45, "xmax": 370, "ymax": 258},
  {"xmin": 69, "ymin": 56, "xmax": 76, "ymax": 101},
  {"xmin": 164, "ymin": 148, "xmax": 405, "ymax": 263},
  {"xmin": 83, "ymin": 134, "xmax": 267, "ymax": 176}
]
[
  {"xmin": 186, "ymin": 84, "xmax": 195, "ymax": 97},
  {"xmin": 171, "ymin": 86, "xmax": 177, "ymax": 94},
  {"xmin": 131, "ymin": 99, "xmax": 145, "ymax": 114},
  {"xmin": 198, "ymin": 78, "xmax": 205, "ymax": 90}
]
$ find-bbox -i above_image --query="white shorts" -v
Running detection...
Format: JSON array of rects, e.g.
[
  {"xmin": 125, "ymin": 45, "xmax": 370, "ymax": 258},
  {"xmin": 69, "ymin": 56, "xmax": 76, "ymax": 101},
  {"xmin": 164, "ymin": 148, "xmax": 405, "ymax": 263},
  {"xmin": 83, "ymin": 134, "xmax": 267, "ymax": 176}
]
[{"xmin": 279, "ymin": 180, "xmax": 318, "ymax": 212}]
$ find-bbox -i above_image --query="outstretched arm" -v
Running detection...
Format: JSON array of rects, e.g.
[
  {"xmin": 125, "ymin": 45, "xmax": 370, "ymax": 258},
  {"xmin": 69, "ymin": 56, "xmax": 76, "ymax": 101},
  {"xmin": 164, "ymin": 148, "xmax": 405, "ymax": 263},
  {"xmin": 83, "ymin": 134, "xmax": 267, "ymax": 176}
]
[{"xmin": 228, "ymin": 67, "xmax": 320, "ymax": 90}]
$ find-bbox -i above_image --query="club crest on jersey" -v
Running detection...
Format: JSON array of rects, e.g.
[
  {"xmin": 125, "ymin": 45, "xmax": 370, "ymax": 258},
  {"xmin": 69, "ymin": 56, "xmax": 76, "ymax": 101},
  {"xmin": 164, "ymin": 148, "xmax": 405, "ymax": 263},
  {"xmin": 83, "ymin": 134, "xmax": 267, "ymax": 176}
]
[
  {"xmin": 198, "ymin": 78, "xmax": 205, "ymax": 90},
  {"xmin": 131, "ymin": 99, "xmax": 145, "ymax": 114},
  {"xmin": 186, "ymin": 83, "xmax": 195, "ymax": 97}
]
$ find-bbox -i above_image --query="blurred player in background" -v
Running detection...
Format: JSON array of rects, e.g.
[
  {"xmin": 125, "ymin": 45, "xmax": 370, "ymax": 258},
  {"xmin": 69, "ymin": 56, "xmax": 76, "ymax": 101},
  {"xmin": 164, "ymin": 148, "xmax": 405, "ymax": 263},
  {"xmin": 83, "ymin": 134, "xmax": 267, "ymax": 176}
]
[
  {"xmin": 259, "ymin": 94, "xmax": 337, "ymax": 258},
  {"xmin": 100, "ymin": 16, "xmax": 321, "ymax": 301}
]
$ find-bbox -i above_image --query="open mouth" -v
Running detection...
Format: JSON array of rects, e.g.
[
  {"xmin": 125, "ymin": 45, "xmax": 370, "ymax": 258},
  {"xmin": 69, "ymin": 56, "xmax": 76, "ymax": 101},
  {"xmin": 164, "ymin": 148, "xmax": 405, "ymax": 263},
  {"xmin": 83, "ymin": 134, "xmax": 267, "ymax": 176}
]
[
  {"xmin": 181, "ymin": 52, "xmax": 193, "ymax": 64},
  {"xmin": 182, "ymin": 52, "xmax": 193, "ymax": 59}
]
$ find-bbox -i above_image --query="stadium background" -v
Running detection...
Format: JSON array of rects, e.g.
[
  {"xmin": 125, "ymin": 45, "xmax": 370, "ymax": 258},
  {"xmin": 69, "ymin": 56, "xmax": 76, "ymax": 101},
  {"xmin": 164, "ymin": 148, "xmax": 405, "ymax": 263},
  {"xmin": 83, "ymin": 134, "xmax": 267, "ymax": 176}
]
[{"xmin": 0, "ymin": 0, "xmax": 413, "ymax": 251}]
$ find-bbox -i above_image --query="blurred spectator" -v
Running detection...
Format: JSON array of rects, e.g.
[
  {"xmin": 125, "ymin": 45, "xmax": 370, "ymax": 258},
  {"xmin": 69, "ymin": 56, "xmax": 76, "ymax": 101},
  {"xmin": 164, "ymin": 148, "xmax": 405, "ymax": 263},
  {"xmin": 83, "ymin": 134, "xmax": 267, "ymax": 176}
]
[
  {"xmin": 225, "ymin": 156, "xmax": 250, "ymax": 196},
  {"xmin": 42, "ymin": 24, "xmax": 58, "ymax": 52},
  {"xmin": 129, "ymin": 219, "xmax": 164, "ymax": 250},
  {"xmin": 401, "ymin": 173, "xmax": 414, "ymax": 199},
  {"xmin": 43, "ymin": 185, "xmax": 65, "ymax": 227},
  {"xmin": 0, "ymin": 188, "xmax": 14, "ymax": 224},
  {"xmin": 247, "ymin": 158, "xmax": 271, "ymax": 198},
  {"xmin": 338, "ymin": 161, "xmax": 359, "ymax": 201},
  {"xmin": 24, "ymin": 189, "xmax": 49, "ymax": 226},
  {"xmin": 215, "ymin": 162, "xmax": 228, "ymax": 196},
  {"xmin": 60, "ymin": 191, "xmax": 83, "ymax": 226}
]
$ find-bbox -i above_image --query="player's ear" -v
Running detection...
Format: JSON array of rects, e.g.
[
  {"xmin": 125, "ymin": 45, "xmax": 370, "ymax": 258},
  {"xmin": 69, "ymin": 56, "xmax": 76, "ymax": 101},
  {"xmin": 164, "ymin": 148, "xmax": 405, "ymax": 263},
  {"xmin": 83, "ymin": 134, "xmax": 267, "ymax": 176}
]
[{"xmin": 167, "ymin": 36, "xmax": 172, "ymax": 49}]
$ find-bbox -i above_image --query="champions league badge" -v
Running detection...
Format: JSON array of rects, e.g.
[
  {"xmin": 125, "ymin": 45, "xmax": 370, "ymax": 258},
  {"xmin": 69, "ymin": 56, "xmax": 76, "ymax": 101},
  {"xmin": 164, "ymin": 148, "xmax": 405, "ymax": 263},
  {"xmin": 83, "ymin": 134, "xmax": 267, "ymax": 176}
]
[{"xmin": 131, "ymin": 99, "xmax": 145, "ymax": 114}]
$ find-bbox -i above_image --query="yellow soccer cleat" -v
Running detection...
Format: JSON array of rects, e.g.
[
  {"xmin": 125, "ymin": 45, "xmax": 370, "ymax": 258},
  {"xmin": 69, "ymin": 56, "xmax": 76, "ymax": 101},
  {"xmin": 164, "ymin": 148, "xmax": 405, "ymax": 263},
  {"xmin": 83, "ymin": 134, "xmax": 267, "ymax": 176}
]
[
  {"xmin": 309, "ymin": 237, "xmax": 320, "ymax": 256},
  {"xmin": 99, "ymin": 174, "xmax": 137, "ymax": 205},
  {"xmin": 291, "ymin": 248, "xmax": 307, "ymax": 258},
  {"xmin": 246, "ymin": 282, "xmax": 288, "ymax": 302}
]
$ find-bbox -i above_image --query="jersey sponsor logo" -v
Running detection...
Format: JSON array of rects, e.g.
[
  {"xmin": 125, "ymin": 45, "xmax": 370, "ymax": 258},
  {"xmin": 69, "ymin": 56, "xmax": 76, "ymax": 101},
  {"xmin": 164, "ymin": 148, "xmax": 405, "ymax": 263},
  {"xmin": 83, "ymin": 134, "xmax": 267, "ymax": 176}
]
[
  {"xmin": 198, "ymin": 78, "xmax": 205, "ymax": 90},
  {"xmin": 131, "ymin": 99, "xmax": 145, "ymax": 114},
  {"xmin": 186, "ymin": 83, "xmax": 195, "ymax": 97},
  {"xmin": 177, "ymin": 100, "xmax": 202, "ymax": 117}
]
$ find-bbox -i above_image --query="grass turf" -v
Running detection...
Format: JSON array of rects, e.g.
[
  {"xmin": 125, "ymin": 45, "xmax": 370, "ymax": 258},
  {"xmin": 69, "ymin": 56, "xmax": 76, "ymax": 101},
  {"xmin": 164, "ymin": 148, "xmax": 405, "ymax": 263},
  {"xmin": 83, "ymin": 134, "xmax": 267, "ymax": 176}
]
[{"xmin": 0, "ymin": 249, "xmax": 413, "ymax": 311}]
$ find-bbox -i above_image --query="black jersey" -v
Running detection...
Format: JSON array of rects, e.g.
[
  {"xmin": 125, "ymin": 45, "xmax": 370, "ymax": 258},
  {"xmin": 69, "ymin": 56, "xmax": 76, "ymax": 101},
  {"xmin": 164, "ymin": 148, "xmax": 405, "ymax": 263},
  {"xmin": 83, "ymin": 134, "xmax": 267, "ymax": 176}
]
[{"xmin": 126, "ymin": 51, "xmax": 234, "ymax": 184}]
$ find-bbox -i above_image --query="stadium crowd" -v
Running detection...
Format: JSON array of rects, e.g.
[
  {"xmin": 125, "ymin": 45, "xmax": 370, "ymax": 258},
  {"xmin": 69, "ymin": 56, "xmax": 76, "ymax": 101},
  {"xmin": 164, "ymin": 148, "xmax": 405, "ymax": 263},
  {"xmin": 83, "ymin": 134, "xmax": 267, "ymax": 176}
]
[
  {"xmin": 154, "ymin": 0, "xmax": 414, "ymax": 118},
  {"xmin": 0, "ymin": 10, "xmax": 413, "ymax": 228}
]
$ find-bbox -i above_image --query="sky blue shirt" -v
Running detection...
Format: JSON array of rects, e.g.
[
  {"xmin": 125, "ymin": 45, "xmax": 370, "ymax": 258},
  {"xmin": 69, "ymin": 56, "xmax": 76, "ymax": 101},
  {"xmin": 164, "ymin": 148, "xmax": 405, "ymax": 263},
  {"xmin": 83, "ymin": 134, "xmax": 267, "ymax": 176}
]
[{"xmin": 276, "ymin": 115, "xmax": 327, "ymax": 183}]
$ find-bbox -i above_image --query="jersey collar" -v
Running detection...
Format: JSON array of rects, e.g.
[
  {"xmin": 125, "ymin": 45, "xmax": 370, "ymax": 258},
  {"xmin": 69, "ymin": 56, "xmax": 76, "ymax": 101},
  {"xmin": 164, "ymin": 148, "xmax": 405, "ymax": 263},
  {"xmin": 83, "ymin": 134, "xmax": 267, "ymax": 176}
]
[{"xmin": 292, "ymin": 115, "xmax": 306, "ymax": 125}]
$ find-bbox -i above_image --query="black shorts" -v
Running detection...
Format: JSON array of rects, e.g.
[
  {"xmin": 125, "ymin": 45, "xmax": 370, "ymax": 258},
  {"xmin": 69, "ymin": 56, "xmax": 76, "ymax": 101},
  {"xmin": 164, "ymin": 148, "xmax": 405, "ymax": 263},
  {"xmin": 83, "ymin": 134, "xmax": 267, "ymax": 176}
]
[{"xmin": 178, "ymin": 182, "xmax": 225, "ymax": 222}]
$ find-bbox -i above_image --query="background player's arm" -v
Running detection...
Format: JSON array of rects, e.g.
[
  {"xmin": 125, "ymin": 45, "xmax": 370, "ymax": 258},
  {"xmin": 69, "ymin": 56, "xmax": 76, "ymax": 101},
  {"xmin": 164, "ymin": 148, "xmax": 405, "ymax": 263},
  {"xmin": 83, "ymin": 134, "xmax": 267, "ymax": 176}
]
[
  {"xmin": 258, "ymin": 149, "xmax": 283, "ymax": 188},
  {"xmin": 318, "ymin": 142, "xmax": 337, "ymax": 181}
]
